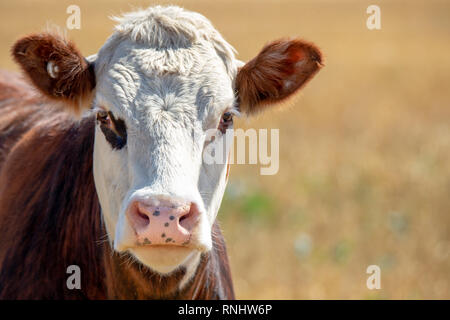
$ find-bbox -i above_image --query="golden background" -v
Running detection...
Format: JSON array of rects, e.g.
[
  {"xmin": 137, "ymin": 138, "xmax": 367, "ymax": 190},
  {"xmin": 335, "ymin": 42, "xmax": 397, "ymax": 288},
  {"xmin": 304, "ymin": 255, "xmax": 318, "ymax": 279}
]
[{"xmin": 0, "ymin": 0, "xmax": 449, "ymax": 299}]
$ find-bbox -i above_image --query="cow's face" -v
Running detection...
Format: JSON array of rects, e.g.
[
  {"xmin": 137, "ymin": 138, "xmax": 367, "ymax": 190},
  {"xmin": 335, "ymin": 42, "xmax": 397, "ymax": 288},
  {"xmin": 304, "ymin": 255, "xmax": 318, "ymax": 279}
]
[
  {"xmin": 91, "ymin": 12, "xmax": 238, "ymax": 272},
  {"xmin": 12, "ymin": 6, "xmax": 323, "ymax": 275}
]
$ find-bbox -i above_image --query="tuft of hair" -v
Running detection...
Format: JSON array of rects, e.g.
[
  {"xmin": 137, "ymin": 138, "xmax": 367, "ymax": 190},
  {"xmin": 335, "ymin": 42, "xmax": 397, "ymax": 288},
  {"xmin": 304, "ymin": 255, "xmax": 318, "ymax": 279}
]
[
  {"xmin": 236, "ymin": 38, "xmax": 324, "ymax": 115},
  {"xmin": 11, "ymin": 32, "xmax": 96, "ymax": 115},
  {"xmin": 109, "ymin": 5, "xmax": 237, "ymax": 78}
]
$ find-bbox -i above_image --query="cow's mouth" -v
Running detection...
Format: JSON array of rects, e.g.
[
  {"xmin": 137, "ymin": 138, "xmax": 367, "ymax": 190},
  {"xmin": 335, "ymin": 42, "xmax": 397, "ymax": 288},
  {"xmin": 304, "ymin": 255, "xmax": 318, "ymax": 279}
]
[
  {"xmin": 130, "ymin": 243, "xmax": 202, "ymax": 273},
  {"xmin": 134, "ymin": 235, "xmax": 193, "ymax": 248}
]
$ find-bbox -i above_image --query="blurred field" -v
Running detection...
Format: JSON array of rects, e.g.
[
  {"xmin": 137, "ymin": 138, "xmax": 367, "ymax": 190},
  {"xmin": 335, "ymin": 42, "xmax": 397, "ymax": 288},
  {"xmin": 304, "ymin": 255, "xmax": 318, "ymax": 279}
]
[{"xmin": 0, "ymin": 0, "xmax": 449, "ymax": 299}]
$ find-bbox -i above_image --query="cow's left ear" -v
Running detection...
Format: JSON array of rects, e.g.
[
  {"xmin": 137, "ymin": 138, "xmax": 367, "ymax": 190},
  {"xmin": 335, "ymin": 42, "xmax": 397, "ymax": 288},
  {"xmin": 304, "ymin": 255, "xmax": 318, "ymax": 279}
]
[
  {"xmin": 235, "ymin": 38, "xmax": 323, "ymax": 115},
  {"xmin": 12, "ymin": 32, "xmax": 96, "ymax": 114}
]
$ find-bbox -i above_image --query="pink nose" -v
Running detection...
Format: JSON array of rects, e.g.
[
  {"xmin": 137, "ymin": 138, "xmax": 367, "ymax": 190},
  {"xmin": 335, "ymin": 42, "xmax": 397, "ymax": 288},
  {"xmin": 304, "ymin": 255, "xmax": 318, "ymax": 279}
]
[{"xmin": 126, "ymin": 200, "xmax": 198, "ymax": 246}]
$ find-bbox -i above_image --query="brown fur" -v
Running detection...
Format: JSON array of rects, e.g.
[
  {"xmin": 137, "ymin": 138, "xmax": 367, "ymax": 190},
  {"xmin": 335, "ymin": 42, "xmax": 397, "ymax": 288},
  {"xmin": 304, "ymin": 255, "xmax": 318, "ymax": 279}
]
[
  {"xmin": 236, "ymin": 38, "xmax": 324, "ymax": 115},
  {"xmin": 0, "ymin": 72, "xmax": 234, "ymax": 300},
  {"xmin": 11, "ymin": 33, "xmax": 95, "ymax": 114}
]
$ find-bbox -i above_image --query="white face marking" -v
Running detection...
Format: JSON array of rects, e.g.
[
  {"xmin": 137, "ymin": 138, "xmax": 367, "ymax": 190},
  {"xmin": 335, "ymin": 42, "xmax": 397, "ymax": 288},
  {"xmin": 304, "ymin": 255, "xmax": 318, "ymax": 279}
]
[{"xmin": 91, "ymin": 6, "xmax": 238, "ymax": 277}]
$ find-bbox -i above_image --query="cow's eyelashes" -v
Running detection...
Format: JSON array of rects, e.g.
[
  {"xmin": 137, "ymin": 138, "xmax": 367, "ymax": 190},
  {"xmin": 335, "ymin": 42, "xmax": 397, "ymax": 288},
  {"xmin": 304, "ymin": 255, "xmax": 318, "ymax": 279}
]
[
  {"xmin": 218, "ymin": 111, "xmax": 233, "ymax": 134},
  {"xmin": 96, "ymin": 110, "xmax": 127, "ymax": 150}
]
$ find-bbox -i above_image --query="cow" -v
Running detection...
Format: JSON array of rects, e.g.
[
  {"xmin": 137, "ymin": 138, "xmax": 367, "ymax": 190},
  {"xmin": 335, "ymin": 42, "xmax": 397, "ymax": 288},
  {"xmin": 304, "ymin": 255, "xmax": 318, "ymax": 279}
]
[{"xmin": 0, "ymin": 6, "xmax": 323, "ymax": 299}]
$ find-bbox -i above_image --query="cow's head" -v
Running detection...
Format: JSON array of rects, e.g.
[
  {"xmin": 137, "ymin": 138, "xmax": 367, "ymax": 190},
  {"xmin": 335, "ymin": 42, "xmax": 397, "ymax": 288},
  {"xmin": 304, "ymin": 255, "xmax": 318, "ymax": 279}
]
[{"xmin": 12, "ymin": 6, "xmax": 323, "ymax": 274}]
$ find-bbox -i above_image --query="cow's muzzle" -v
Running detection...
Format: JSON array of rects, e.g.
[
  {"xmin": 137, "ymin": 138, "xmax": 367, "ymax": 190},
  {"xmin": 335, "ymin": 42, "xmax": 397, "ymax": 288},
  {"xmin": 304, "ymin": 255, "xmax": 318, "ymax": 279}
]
[{"xmin": 126, "ymin": 197, "xmax": 200, "ymax": 247}]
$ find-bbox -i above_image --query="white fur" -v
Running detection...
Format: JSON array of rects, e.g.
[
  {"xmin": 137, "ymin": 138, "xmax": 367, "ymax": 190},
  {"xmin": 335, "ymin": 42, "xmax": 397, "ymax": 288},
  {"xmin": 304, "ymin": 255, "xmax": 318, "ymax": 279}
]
[{"xmin": 91, "ymin": 6, "xmax": 238, "ymax": 284}]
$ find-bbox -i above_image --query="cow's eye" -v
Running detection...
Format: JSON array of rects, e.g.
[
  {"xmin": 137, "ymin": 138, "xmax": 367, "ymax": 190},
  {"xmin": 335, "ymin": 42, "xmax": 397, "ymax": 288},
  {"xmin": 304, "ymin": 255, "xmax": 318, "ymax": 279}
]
[
  {"xmin": 218, "ymin": 111, "xmax": 233, "ymax": 134},
  {"xmin": 96, "ymin": 110, "xmax": 127, "ymax": 150},
  {"xmin": 96, "ymin": 110, "xmax": 110, "ymax": 126}
]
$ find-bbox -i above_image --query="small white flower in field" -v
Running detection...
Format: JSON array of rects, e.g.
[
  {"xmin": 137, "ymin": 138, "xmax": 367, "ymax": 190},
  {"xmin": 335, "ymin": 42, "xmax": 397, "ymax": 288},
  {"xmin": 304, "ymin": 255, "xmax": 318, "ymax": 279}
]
[{"xmin": 294, "ymin": 233, "xmax": 312, "ymax": 260}]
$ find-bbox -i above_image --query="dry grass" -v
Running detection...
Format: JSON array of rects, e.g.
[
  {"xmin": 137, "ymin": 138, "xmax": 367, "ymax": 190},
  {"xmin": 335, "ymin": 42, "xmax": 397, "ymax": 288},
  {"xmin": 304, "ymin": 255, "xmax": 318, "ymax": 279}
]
[{"xmin": 0, "ymin": 0, "xmax": 449, "ymax": 299}]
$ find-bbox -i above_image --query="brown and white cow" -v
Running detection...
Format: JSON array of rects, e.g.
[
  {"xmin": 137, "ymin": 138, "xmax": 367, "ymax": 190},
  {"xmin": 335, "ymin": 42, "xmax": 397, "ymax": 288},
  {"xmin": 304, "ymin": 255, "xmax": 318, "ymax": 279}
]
[{"xmin": 0, "ymin": 6, "xmax": 323, "ymax": 299}]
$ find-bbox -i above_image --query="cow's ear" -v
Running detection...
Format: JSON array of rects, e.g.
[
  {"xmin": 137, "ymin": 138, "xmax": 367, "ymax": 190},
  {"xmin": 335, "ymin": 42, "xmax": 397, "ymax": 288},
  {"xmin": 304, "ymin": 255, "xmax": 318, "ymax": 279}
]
[
  {"xmin": 12, "ymin": 32, "xmax": 96, "ymax": 114},
  {"xmin": 235, "ymin": 38, "xmax": 323, "ymax": 115}
]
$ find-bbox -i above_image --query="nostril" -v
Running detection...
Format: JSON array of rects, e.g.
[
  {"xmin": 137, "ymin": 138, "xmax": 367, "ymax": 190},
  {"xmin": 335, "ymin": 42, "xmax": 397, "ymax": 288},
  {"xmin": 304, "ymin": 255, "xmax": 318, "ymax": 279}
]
[
  {"xmin": 129, "ymin": 203, "xmax": 151, "ymax": 230},
  {"xmin": 179, "ymin": 214, "xmax": 189, "ymax": 229},
  {"xmin": 178, "ymin": 207, "xmax": 190, "ymax": 224},
  {"xmin": 137, "ymin": 211, "xmax": 149, "ymax": 223},
  {"xmin": 179, "ymin": 203, "xmax": 199, "ymax": 231}
]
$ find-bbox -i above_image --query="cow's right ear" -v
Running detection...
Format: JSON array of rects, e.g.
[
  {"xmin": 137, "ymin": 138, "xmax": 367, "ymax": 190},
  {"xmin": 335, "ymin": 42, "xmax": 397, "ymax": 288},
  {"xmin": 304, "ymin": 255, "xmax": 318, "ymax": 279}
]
[{"xmin": 12, "ymin": 32, "xmax": 96, "ymax": 113}]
